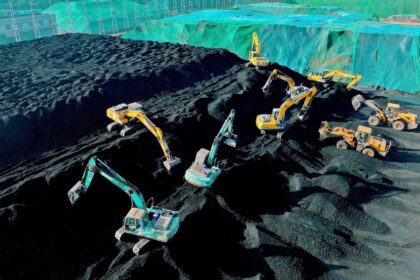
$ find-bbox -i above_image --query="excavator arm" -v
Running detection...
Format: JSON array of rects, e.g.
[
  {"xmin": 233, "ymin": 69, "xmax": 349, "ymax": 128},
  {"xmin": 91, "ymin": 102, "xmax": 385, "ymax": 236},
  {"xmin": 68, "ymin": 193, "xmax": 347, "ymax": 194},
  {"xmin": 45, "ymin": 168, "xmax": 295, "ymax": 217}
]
[
  {"xmin": 68, "ymin": 156, "xmax": 147, "ymax": 209},
  {"xmin": 308, "ymin": 70, "xmax": 362, "ymax": 89},
  {"xmin": 252, "ymin": 32, "xmax": 261, "ymax": 56},
  {"xmin": 207, "ymin": 109, "xmax": 238, "ymax": 167},
  {"xmin": 262, "ymin": 69, "xmax": 296, "ymax": 95},
  {"xmin": 275, "ymin": 86, "xmax": 318, "ymax": 124},
  {"xmin": 126, "ymin": 109, "xmax": 181, "ymax": 170}
]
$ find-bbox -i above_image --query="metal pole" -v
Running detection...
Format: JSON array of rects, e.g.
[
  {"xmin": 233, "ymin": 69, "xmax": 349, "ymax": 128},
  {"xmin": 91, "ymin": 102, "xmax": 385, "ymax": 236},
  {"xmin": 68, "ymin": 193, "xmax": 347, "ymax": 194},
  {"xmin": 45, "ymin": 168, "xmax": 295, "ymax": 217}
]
[
  {"xmin": 65, "ymin": 0, "xmax": 74, "ymax": 32},
  {"xmin": 81, "ymin": 0, "xmax": 91, "ymax": 33},
  {"xmin": 29, "ymin": 0, "xmax": 41, "ymax": 39},
  {"xmin": 7, "ymin": 0, "xmax": 21, "ymax": 42},
  {"xmin": 96, "ymin": 0, "xmax": 105, "ymax": 34}
]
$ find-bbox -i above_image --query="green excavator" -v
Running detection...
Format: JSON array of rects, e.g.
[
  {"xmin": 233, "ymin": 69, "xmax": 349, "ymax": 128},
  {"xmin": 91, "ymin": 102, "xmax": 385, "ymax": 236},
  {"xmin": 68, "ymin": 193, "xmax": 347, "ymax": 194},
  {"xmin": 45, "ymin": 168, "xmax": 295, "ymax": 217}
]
[
  {"xmin": 68, "ymin": 156, "xmax": 180, "ymax": 255},
  {"xmin": 184, "ymin": 109, "xmax": 238, "ymax": 188}
]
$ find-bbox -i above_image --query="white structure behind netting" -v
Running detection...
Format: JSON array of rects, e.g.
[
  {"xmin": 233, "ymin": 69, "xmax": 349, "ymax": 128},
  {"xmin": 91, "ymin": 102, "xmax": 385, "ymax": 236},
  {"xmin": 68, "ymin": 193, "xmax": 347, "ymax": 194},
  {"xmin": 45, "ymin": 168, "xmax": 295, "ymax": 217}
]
[{"xmin": 2, "ymin": 0, "xmax": 282, "ymax": 43}]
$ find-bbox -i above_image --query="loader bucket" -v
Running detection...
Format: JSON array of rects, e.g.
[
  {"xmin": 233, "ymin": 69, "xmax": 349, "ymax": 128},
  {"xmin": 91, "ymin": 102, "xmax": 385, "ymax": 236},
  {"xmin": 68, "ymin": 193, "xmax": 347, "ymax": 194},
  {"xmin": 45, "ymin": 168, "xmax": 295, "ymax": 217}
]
[
  {"xmin": 352, "ymin": 94, "xmax": 364, "ymax": 111},
  {"xmin": 318, "ymin": 121, "xmax": 331, "ymax": 141}
]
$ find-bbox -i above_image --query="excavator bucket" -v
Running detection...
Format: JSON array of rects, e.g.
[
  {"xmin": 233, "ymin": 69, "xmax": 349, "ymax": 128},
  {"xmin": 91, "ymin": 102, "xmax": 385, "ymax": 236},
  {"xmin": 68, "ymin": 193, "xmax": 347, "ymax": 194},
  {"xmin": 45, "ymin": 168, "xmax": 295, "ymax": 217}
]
[
  {"xmin": 352, "ymin": 94, "xmax": 365, "ymax": 111},
  {"xmin": 224, "ymin": 133, "xmax": 238, "ymax": 148},
  {"xmin": 68, "ymin": 181, "xmax": 85, "ymax": 205},
  {"xmin": 163, "ymin": 156, "xmax": 181, "ymax": 171}
]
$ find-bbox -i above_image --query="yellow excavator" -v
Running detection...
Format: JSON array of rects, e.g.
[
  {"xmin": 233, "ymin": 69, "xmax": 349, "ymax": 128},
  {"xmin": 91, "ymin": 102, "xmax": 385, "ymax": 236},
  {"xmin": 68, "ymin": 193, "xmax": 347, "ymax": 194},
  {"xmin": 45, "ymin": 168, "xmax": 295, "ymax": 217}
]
[
  {"xmin": 319, "ymin": 121, "xmax": 392, "ymax": 157},
  {"xmin": 262, "ymin": 69, "xmax": 296, "ymax": 96},
  {"xmin": 352, "ymin": 94, "xmax": 418, "ymax": 131},
  {"xmin": 106, "ymin": 102, "xmax": 181, "ymax": 171},
  {"xmin": 307, "ymin": 70, "xmax": 362, "ymax": 90},
  {"xmin": 246, "ymin": 32, "xmax": 269, "ymax": 69},
  {"xmin": 257, "ymin": 69, "xmax": 318, "ymax": 138}
]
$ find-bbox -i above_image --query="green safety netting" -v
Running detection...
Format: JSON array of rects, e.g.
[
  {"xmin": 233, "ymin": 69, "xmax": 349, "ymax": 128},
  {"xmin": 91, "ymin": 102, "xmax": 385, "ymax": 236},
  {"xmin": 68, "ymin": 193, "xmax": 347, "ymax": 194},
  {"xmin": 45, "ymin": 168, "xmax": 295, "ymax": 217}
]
[
  {"xmin": 123, "ymin": 4, "xmax": 420, "ymax": 93},
  {"xmin": 280, "ymin": 0, "xmax": 420, "ymax": 19}
]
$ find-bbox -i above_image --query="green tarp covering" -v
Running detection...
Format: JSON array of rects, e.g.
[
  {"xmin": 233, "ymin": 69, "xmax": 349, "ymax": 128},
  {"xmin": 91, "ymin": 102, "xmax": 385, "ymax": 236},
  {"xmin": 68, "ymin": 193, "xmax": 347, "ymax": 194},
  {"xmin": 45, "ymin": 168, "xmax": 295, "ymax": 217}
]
[{"xmin": 123, "ymin": 4, "xmax": 420, "ymax": 93}]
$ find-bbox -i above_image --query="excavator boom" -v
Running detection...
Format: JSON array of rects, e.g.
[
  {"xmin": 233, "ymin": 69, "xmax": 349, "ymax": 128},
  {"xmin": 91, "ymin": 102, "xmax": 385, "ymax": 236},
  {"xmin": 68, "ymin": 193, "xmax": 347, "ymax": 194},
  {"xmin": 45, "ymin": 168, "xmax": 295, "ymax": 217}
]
[
  {"xmin": 107, "ymin": 102, "xmax": 181, "ymax": 171},
  {"xmin": 256, "ymin": 85, "xmax": 317, "ymax": 137},
  {"xmin": 68, "ymin": 156, "xmax": 180, "ymax": 254},
  {"xmin": 262, "ymin": 69, "xmax": 296, "ymax": 95},
  {"xmin": 308, "ymin": 70, "xmax": 362, "ymax": 90},
  {"xmin": 207, "ymin": 109, "xmax": 237, "ymax": 166},
  {"xmin": 248, "ymin": 32, "xmax": 269, "ymax": 68},
  {"xmin": 68, "ymin": 156, "xmax": 147, "ymax": 208},
  {"xmin": 185, "ymin": 109, "xmax": 238, "ymax": 188}
]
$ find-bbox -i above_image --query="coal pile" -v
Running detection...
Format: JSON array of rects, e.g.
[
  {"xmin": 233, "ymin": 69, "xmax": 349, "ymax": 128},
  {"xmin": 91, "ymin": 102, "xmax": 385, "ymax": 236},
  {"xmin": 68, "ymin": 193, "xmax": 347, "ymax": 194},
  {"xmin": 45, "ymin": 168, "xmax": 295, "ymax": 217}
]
[{"xmin": 1, "ymin": 34, "xmax": 419, "ymax": 280}]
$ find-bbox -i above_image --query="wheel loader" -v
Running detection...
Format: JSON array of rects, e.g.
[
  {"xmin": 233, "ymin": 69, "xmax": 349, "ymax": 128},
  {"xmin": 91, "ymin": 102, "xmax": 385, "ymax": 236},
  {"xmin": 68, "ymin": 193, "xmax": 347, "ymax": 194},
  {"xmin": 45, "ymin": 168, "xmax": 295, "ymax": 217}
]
[
  {"xmin": 352, "ymin": 94, "xmax": 418, "ymax": 131},
  {"xmin": 319, "ymin": 121, "xmax": 392, "ymax": 158}
]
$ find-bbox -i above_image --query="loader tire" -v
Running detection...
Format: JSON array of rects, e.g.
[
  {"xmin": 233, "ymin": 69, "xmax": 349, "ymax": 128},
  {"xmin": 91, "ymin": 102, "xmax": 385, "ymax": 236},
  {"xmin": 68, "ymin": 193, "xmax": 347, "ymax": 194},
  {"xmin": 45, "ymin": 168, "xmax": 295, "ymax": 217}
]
[
  {"xmin": 368, "ymin": 116, "xmax": 380, "ymax": 126},
  {"xmin": 392, "ymin": 120, "xmax": 406, "ymax": 131},
  {"xmin": 362, "ymin": 147, "xmax": 375, "ymax": 157},
  {"xmin": 336, "ymin": 140, "xmax": 348, "ymax": 150}
]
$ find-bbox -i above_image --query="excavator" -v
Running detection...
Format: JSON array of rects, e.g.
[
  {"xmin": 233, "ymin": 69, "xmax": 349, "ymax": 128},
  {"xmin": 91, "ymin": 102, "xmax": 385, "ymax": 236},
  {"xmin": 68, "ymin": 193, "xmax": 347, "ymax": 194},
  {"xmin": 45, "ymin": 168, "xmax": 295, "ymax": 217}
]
[
  {"xmin": 257, "ymin": 70, "xmax": 318, "ymax": 138},
  {"xmin": 307, "ymin": 70, "xmax": 362, "ymax": 90},
  {"xmin": 106, "ymin": 102, "xmax": 181, "ymax": 171},
  {"xmin": 261, "ymin": 69, "xmax": 296, "ymax": 96},
  {"xmin": 352, "ymin": 94, "xmax": 418, "ymax": 131},
  {"xmin": 68, "ymin": 156, "xmax": 180, "ymax": 255},
  {"xmin": 319, "ymin": 121, "xmax": 392, "ymax": 158},
  {"xmin": 246, "ymin": 32, "xmax": 269, "ymax": 69},
  {"xmin": 184, "ymin": 109, "xmax": 238, "ymax": 188}
]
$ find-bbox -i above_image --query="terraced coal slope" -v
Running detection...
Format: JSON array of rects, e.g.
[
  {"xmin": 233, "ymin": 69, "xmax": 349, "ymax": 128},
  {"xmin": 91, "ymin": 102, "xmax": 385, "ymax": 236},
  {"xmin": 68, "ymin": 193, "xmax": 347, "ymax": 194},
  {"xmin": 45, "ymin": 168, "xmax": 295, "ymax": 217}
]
[{"xmin": 1, "ymin": 34, "xmax": 420, "ymax": 280}]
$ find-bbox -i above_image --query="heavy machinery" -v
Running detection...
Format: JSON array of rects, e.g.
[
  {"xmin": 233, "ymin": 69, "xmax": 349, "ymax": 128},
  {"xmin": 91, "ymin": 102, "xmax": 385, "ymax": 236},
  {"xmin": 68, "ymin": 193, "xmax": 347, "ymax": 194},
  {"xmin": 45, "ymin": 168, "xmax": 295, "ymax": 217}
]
[
  {"xmin": 184, "ymin": 109, "xmax": 238, "ymax": 188},
  {"xmin": 256, "ymin": 84, "xmax": 318, "ymax": 138},
  {"xmin": 246, "ymin": 32, "xmax": 269, "ymax": 69},
  {"xmin": 262, "ymin": 69, "xmax": 296, "ymax": 96},
  {"xmin": 319, "ymin": 121, "xmax": 392, "ymax": 157},
  {"xmin": 68, "ymin": 156, "xmax": 180, "ymax": 255},
  {"xmin": 352, "ymin": 94, "xmax": 418, "ymax": 131},
  {"xmin": 307, "ymin": 70, "xmax": 362, "ymax": 90},
  {"xmin": 106, "ymin": 102, "xmax": 181, "ymax": 171}
]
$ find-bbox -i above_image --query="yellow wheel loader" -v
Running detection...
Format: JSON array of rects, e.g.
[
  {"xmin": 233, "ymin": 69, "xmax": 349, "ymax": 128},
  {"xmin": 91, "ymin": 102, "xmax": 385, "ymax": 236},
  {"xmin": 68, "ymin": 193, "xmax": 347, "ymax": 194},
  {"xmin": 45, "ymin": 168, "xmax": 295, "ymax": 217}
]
[
  {"xmin": 319, "ymin": 121, "xmax": 392, "ymax": 158},
  {"xmin": 352, "ymin": 94, "xmax": 418, "ymax": 131}
]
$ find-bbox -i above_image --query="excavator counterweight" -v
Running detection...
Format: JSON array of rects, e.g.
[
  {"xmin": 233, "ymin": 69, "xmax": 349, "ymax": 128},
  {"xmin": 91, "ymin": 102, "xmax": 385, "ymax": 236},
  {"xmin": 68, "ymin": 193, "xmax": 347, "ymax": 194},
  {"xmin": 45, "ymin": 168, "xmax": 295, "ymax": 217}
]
[
  {"xmin": 68, "ymin": 156, "xmax": 180, "ymax": 255},
  {"xmin": 184, "ymin": 109, "xmax": 238, "ymax": 188},
  {"xmin": 106, "ymin": 102, "xmax": 181, "ymax": 171}
]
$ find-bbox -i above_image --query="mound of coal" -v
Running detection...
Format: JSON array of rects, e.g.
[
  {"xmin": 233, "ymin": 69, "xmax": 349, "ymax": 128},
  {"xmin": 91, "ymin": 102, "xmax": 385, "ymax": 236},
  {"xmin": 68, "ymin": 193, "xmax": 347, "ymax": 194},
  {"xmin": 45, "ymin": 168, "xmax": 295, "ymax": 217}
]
[{"xmin": 1, "ymin": 34, "xmax": 419, "ymax": 280}]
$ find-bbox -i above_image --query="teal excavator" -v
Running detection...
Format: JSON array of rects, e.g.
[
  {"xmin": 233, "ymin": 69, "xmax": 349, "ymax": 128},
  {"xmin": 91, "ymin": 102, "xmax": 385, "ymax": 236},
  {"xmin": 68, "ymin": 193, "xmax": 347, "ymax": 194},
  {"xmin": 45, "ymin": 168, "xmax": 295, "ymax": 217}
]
[
  {"xmin": 184, "ymin": 109, "xmax": 238, "ymax": 188},
  {"xmin": 68, "ymin": 156, "xmax": 180, "ymax": 255}
]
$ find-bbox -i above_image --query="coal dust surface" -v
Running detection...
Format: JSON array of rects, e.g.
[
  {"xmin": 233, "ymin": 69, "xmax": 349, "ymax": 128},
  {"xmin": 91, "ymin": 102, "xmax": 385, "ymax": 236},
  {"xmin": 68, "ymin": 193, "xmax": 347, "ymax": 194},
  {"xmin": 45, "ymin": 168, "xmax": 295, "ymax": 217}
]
[{"xmin": 0, "ymin": 34, "xmax": 419, "ymax": 280}]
